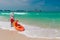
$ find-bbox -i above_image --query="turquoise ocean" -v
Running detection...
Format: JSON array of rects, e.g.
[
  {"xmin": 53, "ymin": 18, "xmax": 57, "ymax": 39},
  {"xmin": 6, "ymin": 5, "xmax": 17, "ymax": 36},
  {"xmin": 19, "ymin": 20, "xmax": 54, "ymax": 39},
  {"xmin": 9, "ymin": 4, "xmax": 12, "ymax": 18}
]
[{"xmin": 0, "ymin": 12, "xmax": 60, "ymax": 29}]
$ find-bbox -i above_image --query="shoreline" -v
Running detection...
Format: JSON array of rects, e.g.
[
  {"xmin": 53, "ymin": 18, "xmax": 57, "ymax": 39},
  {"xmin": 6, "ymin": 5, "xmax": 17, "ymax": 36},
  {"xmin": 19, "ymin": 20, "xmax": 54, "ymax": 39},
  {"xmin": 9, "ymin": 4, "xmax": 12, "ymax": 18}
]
[
  {"xmin": 0, "ymin": 16, "xmax": 60, "ymax": 29},
  {"xmin": 0, "ymin": 16, "xmax": 60, "ymax": 39},
  {"xmin": 1, "ymin": 21, "xmax": 60, "ymax": 38},
  {"xmin": 0, "ymin": 29, "xmax": 60, "ymax": 40}
]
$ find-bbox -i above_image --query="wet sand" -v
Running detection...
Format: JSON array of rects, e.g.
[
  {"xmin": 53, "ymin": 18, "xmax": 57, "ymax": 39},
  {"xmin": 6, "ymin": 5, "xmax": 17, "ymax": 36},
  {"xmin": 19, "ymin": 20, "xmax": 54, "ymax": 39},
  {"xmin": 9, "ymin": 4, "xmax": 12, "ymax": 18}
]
[{"xmin": 0, "ymin": 29, "xmax": 60, "ymax": 40}]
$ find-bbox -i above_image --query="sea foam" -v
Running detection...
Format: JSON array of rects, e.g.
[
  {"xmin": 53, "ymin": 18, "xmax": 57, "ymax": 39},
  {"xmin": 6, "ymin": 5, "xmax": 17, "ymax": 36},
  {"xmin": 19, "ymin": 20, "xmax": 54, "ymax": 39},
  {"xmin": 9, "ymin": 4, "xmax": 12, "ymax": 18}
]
[{"xmin": 0, "ymin": 21, "xmax": 60, "ymax": 38}]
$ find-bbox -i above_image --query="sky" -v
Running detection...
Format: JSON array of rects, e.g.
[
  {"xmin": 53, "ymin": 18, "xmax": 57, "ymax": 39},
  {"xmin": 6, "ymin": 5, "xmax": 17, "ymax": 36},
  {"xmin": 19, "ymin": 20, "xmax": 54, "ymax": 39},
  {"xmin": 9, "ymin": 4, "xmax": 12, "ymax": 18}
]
[{"xmin": 0, "ymin": 0, "xmax": 60, "ymax": 11}]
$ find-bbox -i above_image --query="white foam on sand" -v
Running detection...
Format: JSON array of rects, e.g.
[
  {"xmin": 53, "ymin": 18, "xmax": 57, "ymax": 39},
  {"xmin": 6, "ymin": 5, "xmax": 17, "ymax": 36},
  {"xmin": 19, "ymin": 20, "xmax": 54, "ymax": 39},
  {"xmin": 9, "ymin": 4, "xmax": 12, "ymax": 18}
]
[
  {"xmin": 0, "ymin": 21, "xmax": 60, "ymax": 38},
  {"xmin": 0, "ymin": 21, "xmax": 15, "ymax": 31}
]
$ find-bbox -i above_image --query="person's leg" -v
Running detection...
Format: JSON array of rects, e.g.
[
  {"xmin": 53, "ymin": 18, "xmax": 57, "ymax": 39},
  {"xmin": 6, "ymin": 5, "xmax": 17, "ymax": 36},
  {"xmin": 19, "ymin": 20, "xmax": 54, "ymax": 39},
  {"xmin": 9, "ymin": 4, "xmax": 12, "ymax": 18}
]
[{"xmin": 11, "ymin": 23, "xmax": 13, "ymax": 27}]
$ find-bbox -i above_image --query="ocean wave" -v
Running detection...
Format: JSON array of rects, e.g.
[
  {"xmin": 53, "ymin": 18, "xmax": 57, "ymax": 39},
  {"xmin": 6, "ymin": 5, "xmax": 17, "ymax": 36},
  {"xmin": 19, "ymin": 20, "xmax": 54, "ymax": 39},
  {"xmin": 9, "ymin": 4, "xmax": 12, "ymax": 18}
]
[
  {"xmin": 1, "ymin": 12, "xmax": 28, "ymax": 15},
  {"xmin": 1, "ymin": 12, "xmax": 40, "ymax": 15},
  {"xmin": 0, "ymin": 21, "xmax": 60, "ymax": 38},
  {"xmin": 1, "ymin": 13, "xmax": 10, "ymax": 15},
  {"xmin": 14, "ymin": 12, "xmax": 28, "ymax": 15}
]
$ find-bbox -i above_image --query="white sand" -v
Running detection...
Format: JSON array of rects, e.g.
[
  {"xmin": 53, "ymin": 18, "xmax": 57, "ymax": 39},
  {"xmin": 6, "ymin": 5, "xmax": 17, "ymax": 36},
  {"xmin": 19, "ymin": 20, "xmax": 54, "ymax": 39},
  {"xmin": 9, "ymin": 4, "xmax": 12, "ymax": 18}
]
[
  {"xmin": 1, "ymin": 29, "xmax": 60, "ymax": 40},
  {"xmin": 0, "ymin": 21, "xmax": 60, "ymax": 39}
]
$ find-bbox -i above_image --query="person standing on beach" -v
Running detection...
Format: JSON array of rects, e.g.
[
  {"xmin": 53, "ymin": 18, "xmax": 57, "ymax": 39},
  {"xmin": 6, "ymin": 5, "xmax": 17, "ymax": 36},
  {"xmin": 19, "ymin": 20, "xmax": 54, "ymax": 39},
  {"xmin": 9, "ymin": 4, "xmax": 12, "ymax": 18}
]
[{"xmin": 10, "ymin": 12, "xmax": 14, "ymax": 27}]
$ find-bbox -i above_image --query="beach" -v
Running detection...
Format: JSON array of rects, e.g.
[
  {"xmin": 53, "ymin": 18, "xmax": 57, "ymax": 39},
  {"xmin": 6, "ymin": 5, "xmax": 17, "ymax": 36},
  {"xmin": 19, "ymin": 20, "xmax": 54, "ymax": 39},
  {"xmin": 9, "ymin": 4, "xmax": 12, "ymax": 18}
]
[
  {"xmin": 0, "ymin": 12, "xmax": 60, "ymax": 40},
  {"xmin": 0, "ymin": 29, "xmax": 60, "ymax": 40},
  {"xmin": 0, "ymin": 20, "xmax": 60, "ymax": 40},
  {"xmin": 0, "ymin": 0, "xmax": 60, "ymax": 40}
]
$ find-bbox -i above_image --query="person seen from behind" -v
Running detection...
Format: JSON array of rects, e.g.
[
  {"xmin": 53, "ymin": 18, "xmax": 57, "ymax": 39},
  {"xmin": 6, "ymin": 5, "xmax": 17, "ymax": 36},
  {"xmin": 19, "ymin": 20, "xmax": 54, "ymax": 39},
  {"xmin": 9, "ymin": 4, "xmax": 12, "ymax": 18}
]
[{"xmin": 10, "ymin": 12, "xmax": 14, "ymax": 27}]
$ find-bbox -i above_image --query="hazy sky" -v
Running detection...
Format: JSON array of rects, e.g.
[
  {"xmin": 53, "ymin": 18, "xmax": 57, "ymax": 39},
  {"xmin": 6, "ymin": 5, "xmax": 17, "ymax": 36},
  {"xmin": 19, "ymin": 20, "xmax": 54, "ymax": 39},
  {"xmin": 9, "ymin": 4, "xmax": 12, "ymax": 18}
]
[{"xmin": 0, "ymin": 0, "xmax": 60, "ymax": 11}]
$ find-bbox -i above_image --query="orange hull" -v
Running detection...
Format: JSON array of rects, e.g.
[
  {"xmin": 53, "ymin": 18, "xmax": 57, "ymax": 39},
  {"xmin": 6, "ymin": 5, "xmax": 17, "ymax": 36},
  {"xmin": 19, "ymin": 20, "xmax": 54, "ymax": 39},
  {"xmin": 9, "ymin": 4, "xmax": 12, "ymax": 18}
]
[
  {"xmin": 15, "ymin": 26, "xmax": 25, "ymax": 31},
  {"xmin": 13, "ymin": 21, "xmax": 25, "ymax": 31}
]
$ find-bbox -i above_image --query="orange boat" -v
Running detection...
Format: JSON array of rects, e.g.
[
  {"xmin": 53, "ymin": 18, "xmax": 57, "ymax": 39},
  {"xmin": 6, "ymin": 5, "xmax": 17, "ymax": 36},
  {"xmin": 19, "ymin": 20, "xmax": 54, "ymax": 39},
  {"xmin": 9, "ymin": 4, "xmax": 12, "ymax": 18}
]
[{"xmin": 13, "ymin": 20, "xmax": 25, "ymax": 31}]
